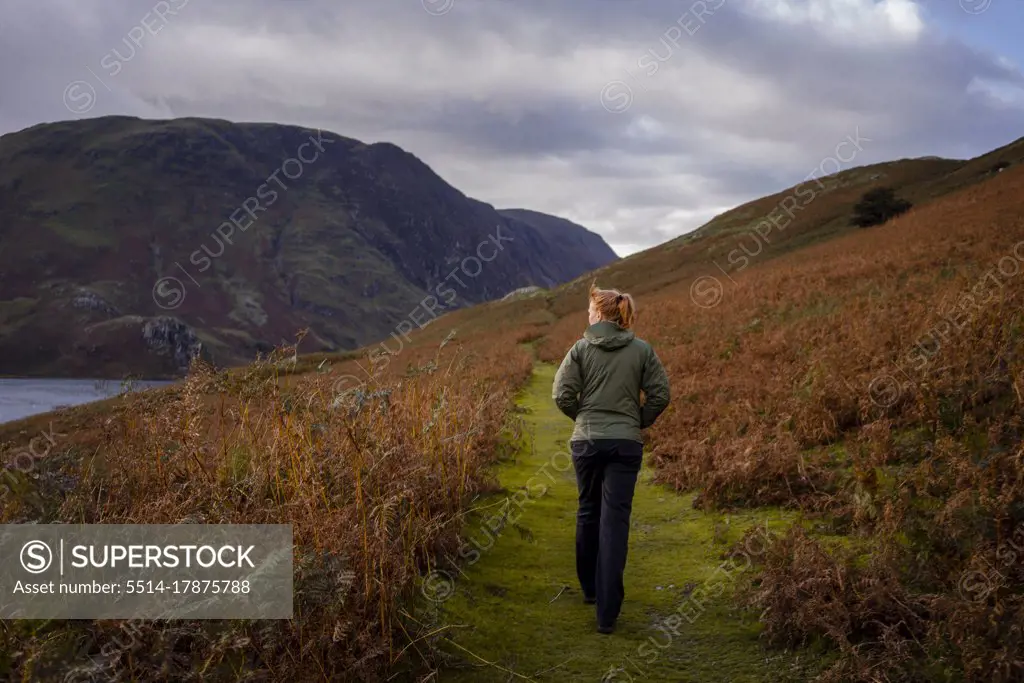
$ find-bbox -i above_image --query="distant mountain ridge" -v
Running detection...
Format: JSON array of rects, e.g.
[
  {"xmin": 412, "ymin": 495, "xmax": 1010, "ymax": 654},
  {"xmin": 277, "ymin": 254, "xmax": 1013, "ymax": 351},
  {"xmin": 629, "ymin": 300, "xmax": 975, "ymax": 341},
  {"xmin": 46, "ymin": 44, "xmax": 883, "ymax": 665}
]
[
  {"xmin": 497, "ymin": 209, "xmax": 618, "ymax": 269},
  {"xmin": 0, "ymin": 116, "xmax": 618, "ymax": 377}
]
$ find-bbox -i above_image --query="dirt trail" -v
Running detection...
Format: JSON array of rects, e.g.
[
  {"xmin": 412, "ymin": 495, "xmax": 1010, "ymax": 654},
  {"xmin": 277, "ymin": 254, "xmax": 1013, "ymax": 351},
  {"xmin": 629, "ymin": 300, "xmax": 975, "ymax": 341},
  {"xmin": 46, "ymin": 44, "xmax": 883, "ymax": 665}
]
[{"xmin": 430, "ymin": 363, "xmax": 804, "ymax": 682}]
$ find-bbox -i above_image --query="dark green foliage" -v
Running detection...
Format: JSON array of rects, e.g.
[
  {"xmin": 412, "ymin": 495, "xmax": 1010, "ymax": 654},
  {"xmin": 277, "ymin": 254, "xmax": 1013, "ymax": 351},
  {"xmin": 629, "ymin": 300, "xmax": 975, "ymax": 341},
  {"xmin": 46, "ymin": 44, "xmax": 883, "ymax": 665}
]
[{"xmin": 851, "ymin": 187, "xmax": 913, "ymax": 228}]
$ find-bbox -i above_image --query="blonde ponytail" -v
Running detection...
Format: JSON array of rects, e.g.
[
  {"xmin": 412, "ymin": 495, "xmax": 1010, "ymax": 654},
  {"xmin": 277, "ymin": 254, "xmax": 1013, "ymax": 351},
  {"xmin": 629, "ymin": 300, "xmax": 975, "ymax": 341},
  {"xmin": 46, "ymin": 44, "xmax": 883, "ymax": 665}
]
[{"xmin": 590, "ymin": 282, "xmax": 636, "ymax": 329}]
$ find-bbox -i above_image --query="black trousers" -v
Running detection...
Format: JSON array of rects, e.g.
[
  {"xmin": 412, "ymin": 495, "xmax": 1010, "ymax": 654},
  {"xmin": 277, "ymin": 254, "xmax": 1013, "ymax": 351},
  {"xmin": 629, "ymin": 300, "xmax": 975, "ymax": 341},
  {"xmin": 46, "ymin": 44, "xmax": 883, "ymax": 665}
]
[{"xmin": 570, "ymin": 438, "xmax": 643, "ymax": 626}]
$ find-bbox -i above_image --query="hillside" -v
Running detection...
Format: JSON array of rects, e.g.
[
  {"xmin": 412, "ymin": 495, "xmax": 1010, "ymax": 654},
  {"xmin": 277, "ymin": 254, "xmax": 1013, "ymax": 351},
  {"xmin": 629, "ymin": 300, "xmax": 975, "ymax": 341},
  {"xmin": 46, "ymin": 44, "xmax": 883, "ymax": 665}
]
[
  {"xmin": 578, "ymin": 138, "xmax": 1024, "ymax": 310},
  {"xmin": 2, "ymin": 133, "xmax": 1023, "ymax": 682},
  {"xmin": 388, "ymin": 136, "xmax": 1024, "ymax": 681},
  {"xmin": 299, "ymin": 133, "xmax": 1024, "ymax": 679},
  {"xmin": 497, "ymin": 208, "xmax": 618, "ymax": 267},
  {"xmin": 341, "ymin": 135, "xmax": 1023, "ymax": 350},
  {"xmin": 0, "ymin": 116, "xmax": 617, "ymax": 378}
]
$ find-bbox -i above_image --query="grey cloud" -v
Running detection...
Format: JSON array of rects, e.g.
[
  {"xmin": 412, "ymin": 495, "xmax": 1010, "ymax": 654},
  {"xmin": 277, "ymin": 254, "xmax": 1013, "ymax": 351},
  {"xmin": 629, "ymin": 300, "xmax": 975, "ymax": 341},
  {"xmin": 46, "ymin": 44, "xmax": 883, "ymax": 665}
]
[
  {"xmin": 415, "ymin": 99, "xmax": 611, "ymax": 156},
  {"xmin": 1, "ymin": 0, "xmax": 1022, "ymax": 255}
]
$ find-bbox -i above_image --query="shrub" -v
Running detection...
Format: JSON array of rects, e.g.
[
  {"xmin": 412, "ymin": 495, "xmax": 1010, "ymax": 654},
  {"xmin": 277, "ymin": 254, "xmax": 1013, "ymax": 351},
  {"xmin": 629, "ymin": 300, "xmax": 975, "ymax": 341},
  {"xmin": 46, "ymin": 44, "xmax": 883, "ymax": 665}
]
[{"xmin": 851, "ymin": 187, "xmax": 912, "ymax": 228}]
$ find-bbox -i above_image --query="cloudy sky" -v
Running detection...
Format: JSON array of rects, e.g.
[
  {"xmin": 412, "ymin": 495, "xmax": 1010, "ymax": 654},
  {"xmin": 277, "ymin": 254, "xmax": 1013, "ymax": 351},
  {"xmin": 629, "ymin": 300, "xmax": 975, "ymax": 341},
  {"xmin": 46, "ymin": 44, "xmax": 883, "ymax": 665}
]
[{"xmin": 1, "ymin": 0, "xmax": 1022, "ymax": 256}]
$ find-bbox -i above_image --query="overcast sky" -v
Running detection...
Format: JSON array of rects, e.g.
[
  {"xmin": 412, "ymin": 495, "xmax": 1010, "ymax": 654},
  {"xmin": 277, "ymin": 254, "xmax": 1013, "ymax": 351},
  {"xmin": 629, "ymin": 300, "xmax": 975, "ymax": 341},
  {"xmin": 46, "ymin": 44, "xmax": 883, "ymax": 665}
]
[{"xmin": 1, "ymin": 0, "xmax": 1022, "ymax": 256}]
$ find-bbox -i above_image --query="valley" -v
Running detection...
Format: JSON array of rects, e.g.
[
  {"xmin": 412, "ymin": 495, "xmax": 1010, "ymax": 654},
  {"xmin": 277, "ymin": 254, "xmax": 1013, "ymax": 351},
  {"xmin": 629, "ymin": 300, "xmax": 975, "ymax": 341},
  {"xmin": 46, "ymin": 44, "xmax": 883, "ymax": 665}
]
[{"xmin": 2, "ymin": 129, "xmax": 1022, "ymax": 681}]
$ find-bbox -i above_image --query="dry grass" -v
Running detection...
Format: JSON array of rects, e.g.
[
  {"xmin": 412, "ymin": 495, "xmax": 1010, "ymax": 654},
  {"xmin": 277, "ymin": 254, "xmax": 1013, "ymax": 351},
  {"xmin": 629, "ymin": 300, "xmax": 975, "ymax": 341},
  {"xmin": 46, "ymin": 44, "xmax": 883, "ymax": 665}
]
[
  {"xmin": 1, "ymin": 335, "xmax": 531, "ymax": 681},
  {"xmin": 534, "ymin": 164, "xmax": 1024, "ymax": 679}
]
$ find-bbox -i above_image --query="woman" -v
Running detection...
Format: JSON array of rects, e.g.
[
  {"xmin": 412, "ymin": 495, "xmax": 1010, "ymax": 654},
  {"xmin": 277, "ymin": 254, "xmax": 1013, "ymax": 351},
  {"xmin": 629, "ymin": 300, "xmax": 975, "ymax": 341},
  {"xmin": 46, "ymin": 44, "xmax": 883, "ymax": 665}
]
[{"xmin": 552, "ymin": 282, "xmax": 671, "ymax": 634}]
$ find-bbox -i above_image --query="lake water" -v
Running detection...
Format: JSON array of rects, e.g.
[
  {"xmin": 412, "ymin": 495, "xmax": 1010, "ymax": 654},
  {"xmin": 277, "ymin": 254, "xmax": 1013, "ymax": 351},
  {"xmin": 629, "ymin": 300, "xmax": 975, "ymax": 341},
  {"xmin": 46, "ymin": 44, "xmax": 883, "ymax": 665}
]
[{"xmin": 0, "ymin": 379, "xmax": 175, "ymax": 424}]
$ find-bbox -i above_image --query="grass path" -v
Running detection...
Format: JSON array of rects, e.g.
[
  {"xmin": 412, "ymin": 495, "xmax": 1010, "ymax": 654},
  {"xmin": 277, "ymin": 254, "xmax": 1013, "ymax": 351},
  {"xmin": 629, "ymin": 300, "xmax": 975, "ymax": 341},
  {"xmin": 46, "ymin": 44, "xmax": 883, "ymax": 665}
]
[{"xmin": 430, "ymin": 363, "xmax": 807, "ymax": 682}]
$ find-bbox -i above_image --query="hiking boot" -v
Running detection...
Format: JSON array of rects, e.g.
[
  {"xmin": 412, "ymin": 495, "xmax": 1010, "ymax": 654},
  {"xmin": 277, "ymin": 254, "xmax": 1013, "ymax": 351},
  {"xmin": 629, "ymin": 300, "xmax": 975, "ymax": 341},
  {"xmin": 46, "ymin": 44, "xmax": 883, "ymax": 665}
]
[{"xmin": 597, "ymin": 622, "xmax": 615, "ymax": 635}]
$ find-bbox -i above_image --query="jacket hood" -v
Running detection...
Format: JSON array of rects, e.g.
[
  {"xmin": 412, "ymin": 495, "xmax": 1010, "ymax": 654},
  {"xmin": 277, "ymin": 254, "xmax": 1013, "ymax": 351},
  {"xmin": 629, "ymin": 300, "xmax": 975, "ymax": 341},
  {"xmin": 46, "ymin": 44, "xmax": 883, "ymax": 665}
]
[{"xmin": 584, "ymin": 321, "xmax": 635, "ymax": 350}]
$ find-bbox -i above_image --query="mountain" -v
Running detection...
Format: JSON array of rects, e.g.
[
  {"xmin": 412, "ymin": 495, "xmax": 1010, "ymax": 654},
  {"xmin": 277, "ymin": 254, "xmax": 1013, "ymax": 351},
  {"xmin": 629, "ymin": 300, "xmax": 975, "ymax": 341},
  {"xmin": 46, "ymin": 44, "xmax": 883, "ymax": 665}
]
[
  {"xmin": 0, "ymin": 116, "xmax": 617, "ymax": 378},
  {"xmin": 497, "ymin": 208, "xmax": 618, "ymax": 270}
]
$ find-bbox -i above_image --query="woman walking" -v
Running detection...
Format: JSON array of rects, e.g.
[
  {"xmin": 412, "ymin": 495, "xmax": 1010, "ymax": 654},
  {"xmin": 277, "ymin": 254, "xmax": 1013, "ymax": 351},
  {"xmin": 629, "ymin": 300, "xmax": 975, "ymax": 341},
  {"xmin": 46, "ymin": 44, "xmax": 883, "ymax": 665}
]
[{"xmin": 552, "ymin": 282, "xmax": 671, "ymax": 634}]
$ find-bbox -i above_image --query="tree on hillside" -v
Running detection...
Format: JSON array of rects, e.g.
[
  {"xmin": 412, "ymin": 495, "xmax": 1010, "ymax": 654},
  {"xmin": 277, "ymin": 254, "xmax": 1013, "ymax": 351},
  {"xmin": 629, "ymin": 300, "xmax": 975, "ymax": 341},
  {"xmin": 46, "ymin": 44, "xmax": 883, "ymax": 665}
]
[{"xmin": 851, "ymin": 187, "xmax": 913, "ymax": 228}]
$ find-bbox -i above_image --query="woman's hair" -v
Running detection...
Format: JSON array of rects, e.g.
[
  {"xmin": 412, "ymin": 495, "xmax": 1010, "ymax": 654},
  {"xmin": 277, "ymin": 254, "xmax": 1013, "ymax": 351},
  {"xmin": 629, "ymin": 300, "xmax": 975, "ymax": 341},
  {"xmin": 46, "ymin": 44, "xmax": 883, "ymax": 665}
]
[{"xmin": 590, "ymin": 281, "xmax": 636, "ymax": 329}]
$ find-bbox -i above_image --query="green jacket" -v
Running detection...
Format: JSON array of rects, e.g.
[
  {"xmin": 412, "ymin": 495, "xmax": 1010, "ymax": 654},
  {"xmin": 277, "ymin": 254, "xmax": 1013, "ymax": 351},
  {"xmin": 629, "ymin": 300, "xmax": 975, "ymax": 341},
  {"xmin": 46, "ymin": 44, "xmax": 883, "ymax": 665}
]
[{"xmin": 552, "ymin": 321, "xmax": 671, "ymax": 443}]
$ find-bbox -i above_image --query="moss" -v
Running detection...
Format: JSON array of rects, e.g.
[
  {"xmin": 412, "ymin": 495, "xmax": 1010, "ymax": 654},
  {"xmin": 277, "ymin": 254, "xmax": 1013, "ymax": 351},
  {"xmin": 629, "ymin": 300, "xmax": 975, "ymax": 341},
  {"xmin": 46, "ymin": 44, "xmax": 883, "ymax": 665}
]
[{"xmin": 431, "ymin": 363, "xmax": 815, "ymax": 682}]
